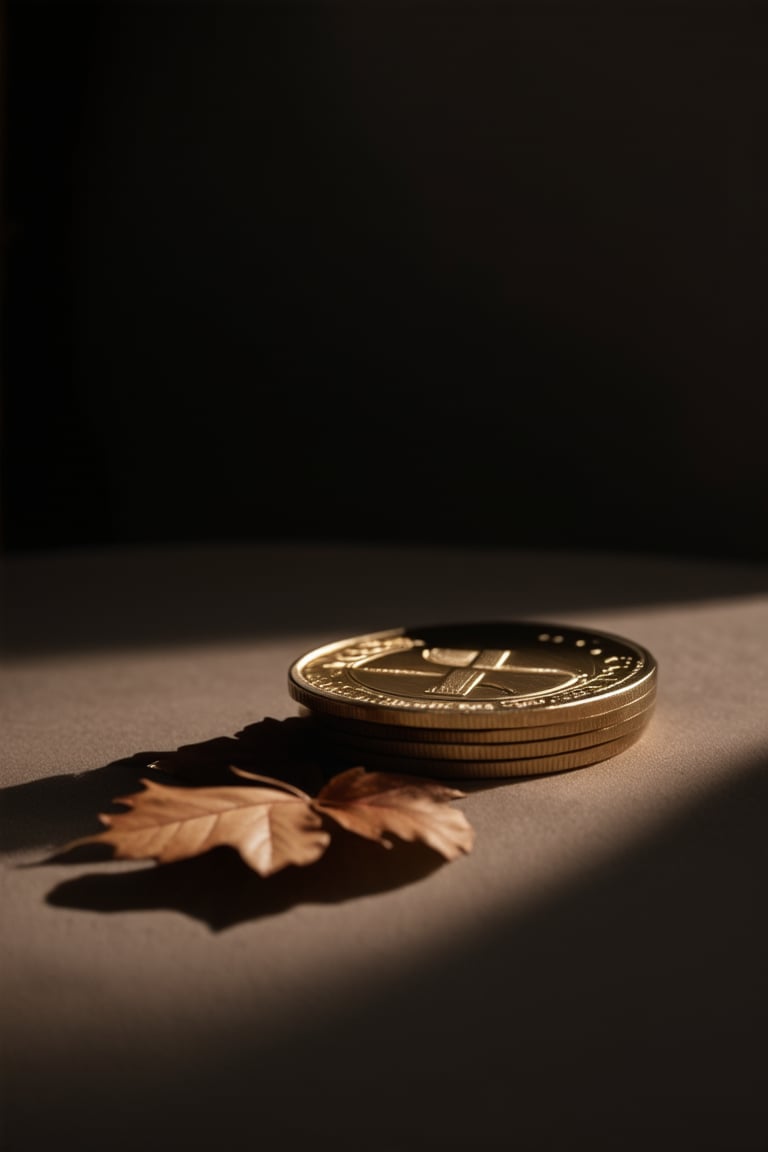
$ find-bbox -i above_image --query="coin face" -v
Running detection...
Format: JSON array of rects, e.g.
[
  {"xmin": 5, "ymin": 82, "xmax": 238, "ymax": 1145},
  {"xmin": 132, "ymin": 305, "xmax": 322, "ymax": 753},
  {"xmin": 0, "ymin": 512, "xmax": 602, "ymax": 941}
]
[{"xmin": 288, "ymin": 621, "xmax": 658, "ymax": 730}]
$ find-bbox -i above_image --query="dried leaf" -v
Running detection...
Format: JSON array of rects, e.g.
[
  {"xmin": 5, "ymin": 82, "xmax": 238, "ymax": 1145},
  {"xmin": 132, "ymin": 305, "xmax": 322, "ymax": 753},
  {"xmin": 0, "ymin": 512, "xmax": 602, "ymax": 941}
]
[
  {"xmin": 59, "ymin": 765, "xmax": 475, "ymax": 875},
  {"xmin": 315, "ymin": 767, "xmax": 475, "ymax": 860},
  {"xmin": 65, "ymin": 777, "xmax": 330, "ymax": 876}
]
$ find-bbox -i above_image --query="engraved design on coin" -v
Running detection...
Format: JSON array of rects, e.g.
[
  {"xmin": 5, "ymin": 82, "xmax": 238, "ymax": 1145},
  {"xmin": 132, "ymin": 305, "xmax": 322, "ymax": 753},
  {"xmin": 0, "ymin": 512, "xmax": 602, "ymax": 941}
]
[{"xmin": 349, "ymin": 643, "xmax": 583, "ymax": 701}]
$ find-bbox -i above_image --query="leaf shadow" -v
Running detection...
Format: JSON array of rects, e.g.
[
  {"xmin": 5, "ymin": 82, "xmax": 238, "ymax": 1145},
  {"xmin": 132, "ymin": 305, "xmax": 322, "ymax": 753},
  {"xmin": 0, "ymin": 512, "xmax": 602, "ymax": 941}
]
[
  {"xmin": 45, "ymin": 833, "xmax": 447, "ymax": 931},
  {"xmin": 10, "ymin": 715, "xmax": 484, "ymax": 931}
]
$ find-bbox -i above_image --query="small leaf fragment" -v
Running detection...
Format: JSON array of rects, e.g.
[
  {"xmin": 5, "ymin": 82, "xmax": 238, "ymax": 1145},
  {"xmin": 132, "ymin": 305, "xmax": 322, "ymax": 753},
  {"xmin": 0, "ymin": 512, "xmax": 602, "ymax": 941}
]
[
  {"xmin": 64, "ymin": 777, "xmax": 331, "ymax": 876},
  {"xmin": 314, "ymin": 767, "xmax": 475, "ymax": 860}
]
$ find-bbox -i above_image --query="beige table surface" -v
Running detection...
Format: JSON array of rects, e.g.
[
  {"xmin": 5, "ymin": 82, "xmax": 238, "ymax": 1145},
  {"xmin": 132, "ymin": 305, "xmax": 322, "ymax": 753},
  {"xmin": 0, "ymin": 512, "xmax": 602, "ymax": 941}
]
[{"xmin": 2, "ymin": 542, "xmax": 767, "ymax": 1152}]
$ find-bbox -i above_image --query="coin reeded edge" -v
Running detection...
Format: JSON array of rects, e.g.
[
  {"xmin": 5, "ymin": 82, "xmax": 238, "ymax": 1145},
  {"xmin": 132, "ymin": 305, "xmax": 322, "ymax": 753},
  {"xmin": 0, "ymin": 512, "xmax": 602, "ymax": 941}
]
[
  {"xmin": 319, "ymin": 706, "xmax": 654, "ymax": 761},
  {"xmin": 332, "ymin": 726, "xmax": 649, "ymax": 779}
]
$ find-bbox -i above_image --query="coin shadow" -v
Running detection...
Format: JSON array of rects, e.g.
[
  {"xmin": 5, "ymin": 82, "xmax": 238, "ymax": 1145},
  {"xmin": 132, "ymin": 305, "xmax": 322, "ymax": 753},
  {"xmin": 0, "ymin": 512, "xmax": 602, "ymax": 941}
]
[
  {"xmin": 4, "ymin": 714, "xmax": 510, "ymax": 858},
  {"xmin": 9, "ymin": 715, "xmax": 484, "ymax": 931}
]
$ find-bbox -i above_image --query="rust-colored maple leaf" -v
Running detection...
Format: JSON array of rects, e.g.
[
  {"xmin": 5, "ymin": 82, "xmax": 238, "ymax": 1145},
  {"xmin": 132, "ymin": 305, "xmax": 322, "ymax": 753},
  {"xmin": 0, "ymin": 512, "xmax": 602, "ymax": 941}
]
[
  {"xmin": 314, "ymin": 767, "xmax": 474, "ymax": 860},
  {"xmin": 62, "ymin": 766, "xmax": 474, "ymax": 876}
]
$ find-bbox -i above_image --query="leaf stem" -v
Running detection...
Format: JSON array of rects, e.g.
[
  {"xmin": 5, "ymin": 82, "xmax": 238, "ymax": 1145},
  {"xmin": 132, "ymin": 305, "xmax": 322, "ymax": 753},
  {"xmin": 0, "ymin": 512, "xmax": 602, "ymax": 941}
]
[{"xmin": 228, "ymin": 766, "xmax": 311, "ymax": 800}]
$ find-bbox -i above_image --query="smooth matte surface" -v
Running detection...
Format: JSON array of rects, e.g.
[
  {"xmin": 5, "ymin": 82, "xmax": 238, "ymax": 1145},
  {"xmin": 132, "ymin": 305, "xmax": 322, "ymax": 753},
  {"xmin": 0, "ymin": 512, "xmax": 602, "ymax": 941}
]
[{"xmin": 2, "ymin": 544, "xmax": 767, "ymax": 1151}]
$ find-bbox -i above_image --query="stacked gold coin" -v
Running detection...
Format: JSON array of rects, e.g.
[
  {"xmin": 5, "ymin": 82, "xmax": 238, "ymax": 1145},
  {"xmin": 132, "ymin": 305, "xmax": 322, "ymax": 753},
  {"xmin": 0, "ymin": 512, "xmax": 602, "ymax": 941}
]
[{"xmin": 287, "ymin": 621, "xmax": 657, "ymax": 779}]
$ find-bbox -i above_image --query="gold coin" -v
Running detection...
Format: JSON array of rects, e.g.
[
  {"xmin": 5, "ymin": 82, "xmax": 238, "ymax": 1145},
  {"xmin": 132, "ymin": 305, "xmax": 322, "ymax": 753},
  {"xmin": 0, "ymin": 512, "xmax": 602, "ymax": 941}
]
[
  {"xmin": 332, "ymin": 726, "xmax": 650, "ymax": 780},
  {"xmin": 316, "ymin": 703, "xmax": 654, "ymax": 762},
  {"xmin": 288, "ymin": 621, "xmax": 658, "ymax": 730},
  {"xmin": 303, "ymin": 684, "xmax": 657, "ymax": 744}
]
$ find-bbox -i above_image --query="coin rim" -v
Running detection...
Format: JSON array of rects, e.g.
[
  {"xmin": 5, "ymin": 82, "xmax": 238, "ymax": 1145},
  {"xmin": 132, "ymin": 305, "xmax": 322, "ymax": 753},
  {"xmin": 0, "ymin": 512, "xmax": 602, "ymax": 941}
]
[{"xmin": 303, "ymin": 683, "xmax": 657, "ymax": 743}]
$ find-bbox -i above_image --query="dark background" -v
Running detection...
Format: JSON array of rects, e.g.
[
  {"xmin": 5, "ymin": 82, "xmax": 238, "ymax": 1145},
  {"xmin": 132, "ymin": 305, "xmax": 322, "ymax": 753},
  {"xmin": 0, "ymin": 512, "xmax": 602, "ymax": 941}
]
[{"xmin": 2, "ymin": 0, "xmax": 767, "ymax": 562}]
